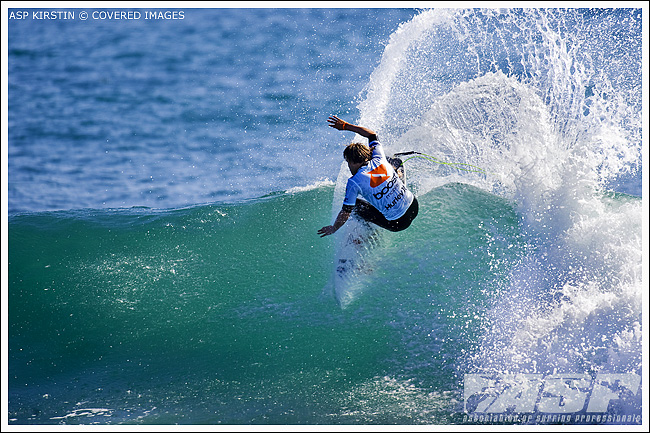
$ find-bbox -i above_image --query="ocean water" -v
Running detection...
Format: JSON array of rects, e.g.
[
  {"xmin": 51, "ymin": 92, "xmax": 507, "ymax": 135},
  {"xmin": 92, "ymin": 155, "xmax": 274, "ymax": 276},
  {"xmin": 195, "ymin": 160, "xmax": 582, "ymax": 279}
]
[
  {"xmin": 7, "ymin": 8, "xmax": 419, "ymax": 213},
  {"xmin": 5, "ymin": 7, "xmax": 645, "ymax": 426}
]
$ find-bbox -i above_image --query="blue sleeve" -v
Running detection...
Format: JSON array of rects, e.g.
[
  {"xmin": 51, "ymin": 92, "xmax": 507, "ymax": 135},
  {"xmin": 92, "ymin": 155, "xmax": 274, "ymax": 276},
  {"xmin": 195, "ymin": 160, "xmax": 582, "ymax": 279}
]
[
  {"xmin": 343, "ymin": 178, "xmax": 360, "ymax": 207},
  {"xmin": 369, "ymin": 140, "xmax": 386, "ymax": 159}
]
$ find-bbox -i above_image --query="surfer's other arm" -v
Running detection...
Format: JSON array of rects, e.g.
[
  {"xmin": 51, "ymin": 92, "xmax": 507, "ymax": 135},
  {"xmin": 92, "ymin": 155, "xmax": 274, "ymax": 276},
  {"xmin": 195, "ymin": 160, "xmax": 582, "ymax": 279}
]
[
  {"xmin": 328, "ymin": 116, "xmax": 378, "ymax": 142},
  {"xmin": 318, "ymin": 209, "xmax": 351, "ymax": 237}
]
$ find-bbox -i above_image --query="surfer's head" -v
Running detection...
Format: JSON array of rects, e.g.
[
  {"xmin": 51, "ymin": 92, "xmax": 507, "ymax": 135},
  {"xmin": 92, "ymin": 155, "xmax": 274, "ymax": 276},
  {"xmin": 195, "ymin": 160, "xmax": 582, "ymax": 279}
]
[
  {"xmin": 344, "ymin": 142, "xmax": 372, "ymax": 175},
  {"xmin": 343, "ymin": 142, "xmax": 372, "ymax": 165}
]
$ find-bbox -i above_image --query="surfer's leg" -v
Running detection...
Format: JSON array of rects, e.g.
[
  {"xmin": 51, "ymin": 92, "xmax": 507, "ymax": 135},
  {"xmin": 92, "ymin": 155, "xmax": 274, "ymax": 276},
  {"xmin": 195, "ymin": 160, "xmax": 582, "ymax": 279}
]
[
  {"xmin": 389, "ymin": 197, "xmax": 418, "ymax": 231},
  {"xmin": 353, "ymin": 197, "xmax": 419, "ymax": 232},
  {"xmin": 352, "ymin": 199, "xmax": 392, "ymax": 230}
]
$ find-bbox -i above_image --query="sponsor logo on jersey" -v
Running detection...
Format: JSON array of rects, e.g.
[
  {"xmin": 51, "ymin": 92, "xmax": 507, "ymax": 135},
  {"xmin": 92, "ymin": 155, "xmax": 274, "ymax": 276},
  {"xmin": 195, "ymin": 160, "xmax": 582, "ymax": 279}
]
[
  {"xmin": 368, "ymin": 164, "xmax": 391, "ymax": 188},
  {"xmin": 373, "ymin": 172, "xmax": 399, "ymax": 200}
]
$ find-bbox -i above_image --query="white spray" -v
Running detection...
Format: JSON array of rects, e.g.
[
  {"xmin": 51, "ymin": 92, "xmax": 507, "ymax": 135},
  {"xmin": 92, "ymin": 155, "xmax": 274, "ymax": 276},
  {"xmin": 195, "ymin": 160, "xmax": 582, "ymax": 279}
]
[{"xmin": 353, "ymin": 8, "xmax": 643, "ymax": 379}]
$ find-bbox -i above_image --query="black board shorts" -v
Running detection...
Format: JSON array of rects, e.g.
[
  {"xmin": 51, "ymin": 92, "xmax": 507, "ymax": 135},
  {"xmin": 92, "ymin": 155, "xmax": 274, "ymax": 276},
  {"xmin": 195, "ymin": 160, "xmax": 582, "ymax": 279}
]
[{"xmin": 352, "ymin": 196, "xmax": 419, "ymax": 232}]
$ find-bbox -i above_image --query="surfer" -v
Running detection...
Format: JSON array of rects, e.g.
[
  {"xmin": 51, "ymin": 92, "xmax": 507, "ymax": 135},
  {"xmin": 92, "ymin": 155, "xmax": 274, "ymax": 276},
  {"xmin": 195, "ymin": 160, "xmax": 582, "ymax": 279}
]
[{"xmin": 318, "ymin": 116, "xmax": 419, "ymax": 237}]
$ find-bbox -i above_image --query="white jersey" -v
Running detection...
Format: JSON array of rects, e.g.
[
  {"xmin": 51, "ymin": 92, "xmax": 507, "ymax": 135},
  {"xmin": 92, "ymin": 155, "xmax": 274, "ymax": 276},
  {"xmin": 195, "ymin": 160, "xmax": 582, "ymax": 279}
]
[{"xmin": 343, "ymin": 140, "xmax": 414, "ymax": 220}]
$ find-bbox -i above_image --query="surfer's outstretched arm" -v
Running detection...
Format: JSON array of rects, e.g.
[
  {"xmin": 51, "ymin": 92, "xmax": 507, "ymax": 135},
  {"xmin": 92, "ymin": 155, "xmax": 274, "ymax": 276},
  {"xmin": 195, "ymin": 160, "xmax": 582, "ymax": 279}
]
[
  {"xmin": 328, "ymin": 116, "xmax": 378, "ymax": 142},
  {"xmin": 318, "ymin": 209, "xmax": 351, "ymax": 237}
]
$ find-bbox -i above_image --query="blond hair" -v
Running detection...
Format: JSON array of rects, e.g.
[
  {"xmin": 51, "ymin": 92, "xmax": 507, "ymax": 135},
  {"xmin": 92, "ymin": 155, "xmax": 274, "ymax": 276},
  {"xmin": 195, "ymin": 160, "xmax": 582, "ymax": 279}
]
[{"xmin": 343, "ymin": 142, "xmax": 372, "ymax": 164}]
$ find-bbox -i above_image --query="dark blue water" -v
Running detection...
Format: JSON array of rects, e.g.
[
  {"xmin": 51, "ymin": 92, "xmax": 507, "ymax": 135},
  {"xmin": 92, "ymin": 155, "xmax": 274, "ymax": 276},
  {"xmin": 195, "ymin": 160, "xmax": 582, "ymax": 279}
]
[{"xmin": 8, "ymin": 8, "xmax": 419, "ymax": 213}]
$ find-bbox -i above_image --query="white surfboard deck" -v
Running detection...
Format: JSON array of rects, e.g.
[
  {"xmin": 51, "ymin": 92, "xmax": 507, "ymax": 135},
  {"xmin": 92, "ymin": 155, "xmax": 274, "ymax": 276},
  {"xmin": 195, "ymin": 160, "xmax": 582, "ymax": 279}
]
[{"xmin": 333, "ymin": 217, "xmax": 382, "ymax": 308}]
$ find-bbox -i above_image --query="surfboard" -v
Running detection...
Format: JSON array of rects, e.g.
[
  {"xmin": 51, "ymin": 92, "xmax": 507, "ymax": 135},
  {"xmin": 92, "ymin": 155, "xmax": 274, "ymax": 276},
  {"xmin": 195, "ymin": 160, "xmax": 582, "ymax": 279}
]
[
  {"xmin": 331, "ymin": 155, "xmax": 406, "ymax": 308},
  {"xmin": 333, "ymin": 216, "xmax": 381, "ymax": 308},
  {"xmin": 387, "ymin": 155, "xmax": 406, "ymax": 184}
]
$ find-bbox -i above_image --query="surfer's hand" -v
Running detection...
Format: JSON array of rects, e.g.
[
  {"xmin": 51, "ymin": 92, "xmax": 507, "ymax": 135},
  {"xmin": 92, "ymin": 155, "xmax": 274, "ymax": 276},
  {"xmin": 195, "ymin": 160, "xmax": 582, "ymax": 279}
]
[
  {"xmin": 319, "ymin": 210, "xmax": 350, "ymax": 237},
  {"xmin": 327, "ymin": 116, "xmax": 347, "ymax": 131},
  {"xmin": 328, "ymin": 116, "xmax": 377, "ymax": 140},
  {"xmin": 318, "ymin": 225, "xmax": 337, "ymax": 237}
]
